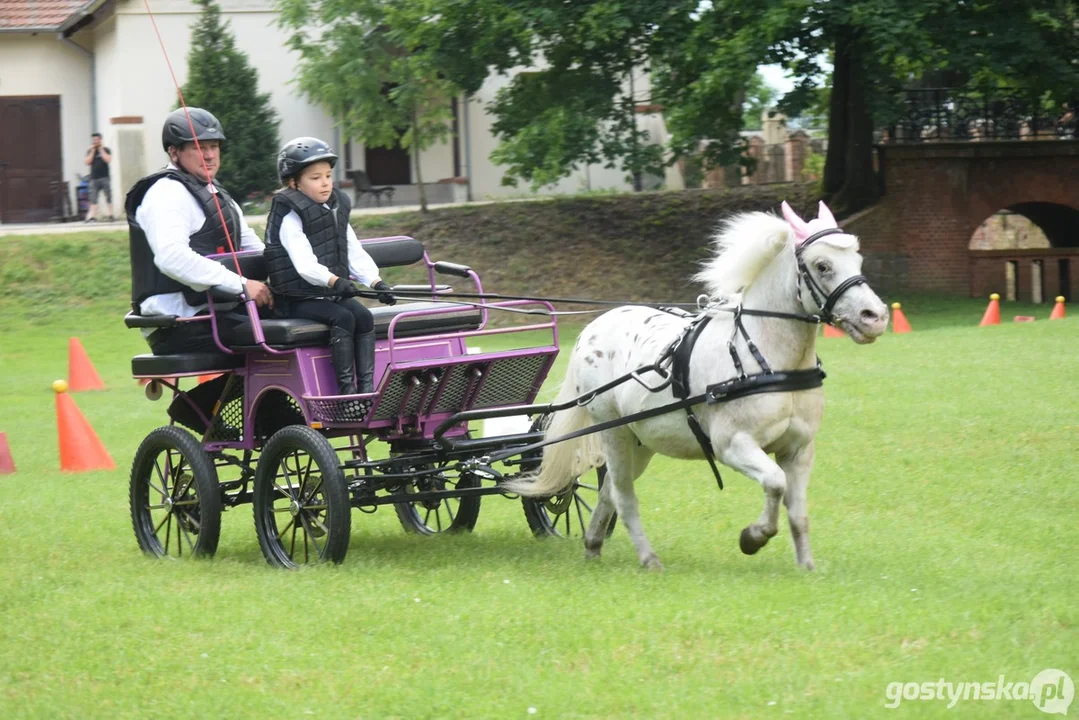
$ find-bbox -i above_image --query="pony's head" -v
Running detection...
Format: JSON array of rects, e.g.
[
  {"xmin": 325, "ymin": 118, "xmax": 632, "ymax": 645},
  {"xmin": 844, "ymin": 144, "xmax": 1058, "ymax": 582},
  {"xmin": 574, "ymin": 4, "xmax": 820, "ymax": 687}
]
[{"xmin": 782, "ymin": 201, "xmax": 889, "ymax": 343}]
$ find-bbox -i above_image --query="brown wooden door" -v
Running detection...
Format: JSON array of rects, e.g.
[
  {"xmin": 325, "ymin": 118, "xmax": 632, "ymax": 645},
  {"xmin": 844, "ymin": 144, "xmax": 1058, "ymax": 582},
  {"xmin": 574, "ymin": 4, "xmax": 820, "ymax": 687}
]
[
  {"xmin": 365, "ymin": 141, "xmax": 411, "ymax": 185},
  {"xmin": 0, "ymin": 96, "xmax": 63, "ymax": 223}
]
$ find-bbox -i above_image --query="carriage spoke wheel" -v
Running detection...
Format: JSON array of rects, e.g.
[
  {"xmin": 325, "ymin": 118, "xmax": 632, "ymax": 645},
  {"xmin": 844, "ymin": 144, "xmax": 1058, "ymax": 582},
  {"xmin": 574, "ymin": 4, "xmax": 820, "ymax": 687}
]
[
  {"xmin": 521, "ymin": 465, "xmax": 616, "ymax": 539},
  {"xmin": 518, "ymin": 417, "xmax": 616, "ymax": 540},
  {"xmin": 253, "ymin": 426, "xmax": 350, "ymax": 568},
  {"xmin": 130, "ymin": 426, "xmax": 221, "ymax": 558},
  {"xmin": 393, "ymin": 467, "xmax": 481, "ymax": 535}
]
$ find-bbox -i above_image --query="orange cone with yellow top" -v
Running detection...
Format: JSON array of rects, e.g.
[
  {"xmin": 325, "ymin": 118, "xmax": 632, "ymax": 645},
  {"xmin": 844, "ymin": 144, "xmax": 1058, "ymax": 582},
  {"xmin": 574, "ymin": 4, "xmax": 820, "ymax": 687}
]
[
  {"xmin": 822, "ymin": 324, "xmax": 845, "ymax": 338},
  {"xmin": 54, "ymin": 379, "xmax": 115, "ymax": 472},
  {"xmin": 68, "ymin": 337, "xmax": 105, "ymax": 391},
  {"xmin": 1050, "ymin": 296, "xmax": 1066, "ymax": 320},
  {"xmin": 979, "ymin": 294, "xmax": 1001, "ymax": 327},
  {"xmin": 891, "ymin": 302, "xmax": 912, "ymax": 333}
]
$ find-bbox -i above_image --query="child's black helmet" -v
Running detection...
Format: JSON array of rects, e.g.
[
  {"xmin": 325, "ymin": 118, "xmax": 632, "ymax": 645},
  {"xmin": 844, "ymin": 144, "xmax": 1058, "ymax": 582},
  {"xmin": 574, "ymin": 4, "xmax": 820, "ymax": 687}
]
[
  {"xmin": 277, "ymin": 137, "xmax": 338, "ymax": 182},
  {"xmin": 161, "ymin": 107, "xmax": 226, "ymax": 152}
]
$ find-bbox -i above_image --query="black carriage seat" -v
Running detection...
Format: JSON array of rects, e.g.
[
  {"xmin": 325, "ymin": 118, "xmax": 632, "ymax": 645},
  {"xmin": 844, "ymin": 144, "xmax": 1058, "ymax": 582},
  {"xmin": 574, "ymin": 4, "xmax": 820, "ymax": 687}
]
[
  {"xmin": 225, "ymin": 302, "xmax": 483, "ymax": 347},
  {"xmin": 213, "ymin": 242, "xmax": 482, "ymax": 347},
  {"xmin": 126, "ymin": 241, "xmax": 482, "ymax": 362}
]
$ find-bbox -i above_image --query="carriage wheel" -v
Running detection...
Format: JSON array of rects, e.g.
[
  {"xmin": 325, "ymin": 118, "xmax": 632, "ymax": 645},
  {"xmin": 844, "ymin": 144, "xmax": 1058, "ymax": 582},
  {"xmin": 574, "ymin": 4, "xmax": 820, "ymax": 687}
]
[
  {"xmin": 521, "ymin": 465, "xmax": 616, "ymax": 539},
  {"xmin": 518, "ymin": 416, "xmax": 616, "ymax": 539},
  {"xmin": 130, "ymin": 426, "xmax": 222, "ymax": 558},
  {"xmin": 393, "ymin": 467, "xmax": 481, "ymax": 535},
  {"xmin": 253, "ymin": 426, "xmax": 350, "ymax": 568}
]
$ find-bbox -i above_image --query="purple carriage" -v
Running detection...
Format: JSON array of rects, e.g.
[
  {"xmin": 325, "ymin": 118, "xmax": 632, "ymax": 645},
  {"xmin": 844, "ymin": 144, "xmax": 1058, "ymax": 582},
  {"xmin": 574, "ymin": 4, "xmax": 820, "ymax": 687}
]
[{"xmin": 126, "ymin": 236, "xmax": 581, "ymax": 568}]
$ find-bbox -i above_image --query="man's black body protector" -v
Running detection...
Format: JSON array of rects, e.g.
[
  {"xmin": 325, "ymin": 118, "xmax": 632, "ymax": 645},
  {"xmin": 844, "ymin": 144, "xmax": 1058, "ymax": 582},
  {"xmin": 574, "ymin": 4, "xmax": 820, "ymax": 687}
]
[{"xmin": 127, "ymin": 168, "xmax": 242, "ymax": 309}]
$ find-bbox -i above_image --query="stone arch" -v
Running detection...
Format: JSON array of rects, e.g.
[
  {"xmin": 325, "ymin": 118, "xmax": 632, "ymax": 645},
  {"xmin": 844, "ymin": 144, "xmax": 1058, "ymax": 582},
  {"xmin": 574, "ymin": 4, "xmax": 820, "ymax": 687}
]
[
  {"xmin": 1006, "ymin": 202, "xmax": 1079, "ymax": 248},
  {"xmin": 968, "ymin": 201, "xmax": 1079, "ymax": 302},
  {"xmin": 863, "ymin": 141, "xmax": 1079, "ymax": 300}
]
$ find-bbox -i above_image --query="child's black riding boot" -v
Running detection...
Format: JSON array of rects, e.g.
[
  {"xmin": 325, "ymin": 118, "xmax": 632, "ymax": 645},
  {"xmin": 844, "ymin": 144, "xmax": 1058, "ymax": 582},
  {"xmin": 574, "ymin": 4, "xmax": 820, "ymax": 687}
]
[
  {"xmin": 330, "ymin": 326, "xmax": 358, "ymax": 395},
  {"xmin": 355, "ymin": 330, "xmax": 377, "ymax": 393}
]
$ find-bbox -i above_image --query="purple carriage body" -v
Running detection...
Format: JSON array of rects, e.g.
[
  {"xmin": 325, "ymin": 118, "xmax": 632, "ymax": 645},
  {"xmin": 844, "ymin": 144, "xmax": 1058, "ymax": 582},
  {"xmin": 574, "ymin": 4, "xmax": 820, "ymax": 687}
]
[{"xmin": 126, "ymin": 236, "xmax": 573, "ymax": 567}]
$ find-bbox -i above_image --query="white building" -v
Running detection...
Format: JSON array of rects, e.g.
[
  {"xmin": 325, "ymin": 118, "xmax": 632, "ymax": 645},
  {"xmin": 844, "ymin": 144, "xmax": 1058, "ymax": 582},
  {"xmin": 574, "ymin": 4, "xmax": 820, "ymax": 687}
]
[{"xmin": 0, "ymin": 0, "xmax": 681, "ymax": 223}]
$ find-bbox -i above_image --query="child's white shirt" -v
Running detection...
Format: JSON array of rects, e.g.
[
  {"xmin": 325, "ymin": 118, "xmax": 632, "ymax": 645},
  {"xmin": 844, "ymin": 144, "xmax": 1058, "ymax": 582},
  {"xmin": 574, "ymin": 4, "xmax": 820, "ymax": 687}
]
[{"xmin": 278, "ymin": 207, "xmax": 381, "ymax": 288}]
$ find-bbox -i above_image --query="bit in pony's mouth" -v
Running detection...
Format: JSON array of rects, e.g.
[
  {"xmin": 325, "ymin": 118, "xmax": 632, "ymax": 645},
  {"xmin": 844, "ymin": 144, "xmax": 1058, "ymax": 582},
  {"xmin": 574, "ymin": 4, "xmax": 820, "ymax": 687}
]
[{"xmin": 838, "ymin": 319, "xmax": 879, "ymax": 344}]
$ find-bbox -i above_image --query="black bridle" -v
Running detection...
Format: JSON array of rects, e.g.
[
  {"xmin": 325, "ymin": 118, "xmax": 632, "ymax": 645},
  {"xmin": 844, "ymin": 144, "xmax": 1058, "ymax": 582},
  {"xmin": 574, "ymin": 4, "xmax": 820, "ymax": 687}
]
[{"xmin": 795, "ymin": 227, "xmax": 868, "ymax": 324}]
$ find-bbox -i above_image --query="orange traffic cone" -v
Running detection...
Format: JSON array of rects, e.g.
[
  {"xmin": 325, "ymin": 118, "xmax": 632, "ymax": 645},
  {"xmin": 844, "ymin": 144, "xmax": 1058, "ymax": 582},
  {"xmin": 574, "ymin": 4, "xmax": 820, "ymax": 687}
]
[
  {"xmin": 891, "ymin": 302, "xmax": 912, "ymax": 333},
  {"xmin": 979, "ymin": 293, "xmax": 1001, "ymax": 327},
  {"xmin": 68, "ymin": 337, "xmax": 105, "ymax": 391},
  {"xmin": 823, "ymin": 323, "xmax": 845, "ymax": 338},
  {"xmin": 54, "ymin": 379, "xmax": 114, "ymax": 472},
  {"xmin": 198, "ymin": 373, "xmax": 222, "ymax": 384},
  {"xmin": 0, "ymin": 432, "xmax": 14, "ymax": 474},
  {"xmin": 1050, "ymin": 296, "xmax": 1066, "ymax": 320}
]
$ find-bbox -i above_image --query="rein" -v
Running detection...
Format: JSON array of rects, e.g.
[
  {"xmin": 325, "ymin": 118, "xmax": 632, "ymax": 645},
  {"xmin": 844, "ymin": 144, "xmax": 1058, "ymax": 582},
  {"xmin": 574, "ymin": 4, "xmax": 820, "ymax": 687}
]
[
  {"xmin": 276, "ymin": 228, "xmax": 863, "ymax": 327},
  {"xmin": 433, "ymin": 228, "xmax": 864, "ymax": 490},
  {"xmin": 272, "ymin": 287, "xmax": 830, "ymax": 323}
]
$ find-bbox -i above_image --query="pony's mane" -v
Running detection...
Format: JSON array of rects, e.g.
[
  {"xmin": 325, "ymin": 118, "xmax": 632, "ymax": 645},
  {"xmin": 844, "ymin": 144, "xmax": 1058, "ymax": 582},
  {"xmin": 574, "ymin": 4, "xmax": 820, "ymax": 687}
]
[
  {"xmin": 694, "ymin": 212, "xmax": 791, "ymax": 299},
  {"xmin": 694, "ymin": 211, "xmax": 861, "ymax": 299}
]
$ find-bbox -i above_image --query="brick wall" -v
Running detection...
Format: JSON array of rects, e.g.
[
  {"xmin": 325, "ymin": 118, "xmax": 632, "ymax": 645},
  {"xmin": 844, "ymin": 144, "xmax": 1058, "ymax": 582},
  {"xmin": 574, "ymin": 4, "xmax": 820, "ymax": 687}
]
[{"xmin": 852, "ymin": 141, "xmax": 1079, "ymax": 297}]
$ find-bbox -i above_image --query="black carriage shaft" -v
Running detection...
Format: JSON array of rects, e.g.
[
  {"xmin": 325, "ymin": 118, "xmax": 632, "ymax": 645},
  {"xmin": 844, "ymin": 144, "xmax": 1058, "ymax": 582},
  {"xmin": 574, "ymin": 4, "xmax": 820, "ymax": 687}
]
[
  {"xmin": 347, "ymin": 431, "xmax": 544, "ymax": 469},
  {"xmin": 350, "ymin": 483, "xmax": 511, "ymax": 508}
]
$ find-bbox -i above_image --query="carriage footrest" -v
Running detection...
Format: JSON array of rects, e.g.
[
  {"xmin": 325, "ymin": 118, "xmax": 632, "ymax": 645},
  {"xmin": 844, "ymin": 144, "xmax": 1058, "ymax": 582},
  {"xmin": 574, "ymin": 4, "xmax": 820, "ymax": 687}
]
[{"xmin": 303, "ymin": 394, "xmax": 376, "ymax": 424}]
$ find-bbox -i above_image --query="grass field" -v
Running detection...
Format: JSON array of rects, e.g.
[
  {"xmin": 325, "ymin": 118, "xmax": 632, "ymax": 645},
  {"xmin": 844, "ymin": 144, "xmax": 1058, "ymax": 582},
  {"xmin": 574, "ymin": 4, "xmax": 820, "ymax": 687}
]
[{"xmin": 0, "ymin": 290, "xmax": 1075, "ymax": 718}]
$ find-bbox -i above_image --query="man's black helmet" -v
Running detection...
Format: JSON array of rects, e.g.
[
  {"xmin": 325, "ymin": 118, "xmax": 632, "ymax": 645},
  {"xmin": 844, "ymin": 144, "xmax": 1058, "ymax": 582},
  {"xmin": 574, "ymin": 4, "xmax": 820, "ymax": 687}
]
[
  {"xmin": 161, "ymin": 107, "xmax": 226, "ymax": 152},
  {"xmin": 277, "ymin": 137, "xmax": 338, "ymax": 182}
]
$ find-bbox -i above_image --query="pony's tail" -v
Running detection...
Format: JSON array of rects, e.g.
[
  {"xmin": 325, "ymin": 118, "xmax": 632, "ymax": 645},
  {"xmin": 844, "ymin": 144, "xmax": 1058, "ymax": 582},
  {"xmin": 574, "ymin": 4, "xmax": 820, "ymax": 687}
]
[{"xmin": 503, "ymin": 356, "xmax": 604, "ymax": 497}]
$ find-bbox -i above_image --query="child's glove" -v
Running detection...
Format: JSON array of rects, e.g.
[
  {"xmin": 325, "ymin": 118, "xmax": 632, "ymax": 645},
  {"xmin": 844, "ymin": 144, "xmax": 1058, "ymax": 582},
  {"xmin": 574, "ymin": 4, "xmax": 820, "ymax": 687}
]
[
  {"xmin": 372, "ymin": 280, "xmax": 397, "ymax": 305},
  {"xmin": 332, "ymin": 277, "xmax": 358, "ymax": 297}
]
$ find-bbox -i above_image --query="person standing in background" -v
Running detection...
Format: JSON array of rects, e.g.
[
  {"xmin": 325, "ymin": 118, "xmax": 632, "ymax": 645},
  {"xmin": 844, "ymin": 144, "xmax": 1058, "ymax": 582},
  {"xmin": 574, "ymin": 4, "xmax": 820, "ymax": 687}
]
[{"xmin": 84, "ymin": 133, "xmax": 114, "ymax": 222}]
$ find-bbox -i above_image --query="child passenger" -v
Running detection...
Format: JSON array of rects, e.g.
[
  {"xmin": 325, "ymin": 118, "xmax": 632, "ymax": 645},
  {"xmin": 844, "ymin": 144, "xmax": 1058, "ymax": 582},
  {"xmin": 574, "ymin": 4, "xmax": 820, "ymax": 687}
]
[{"xmin": 263, "ymin": 137, "xmax": 396, "ymax": 395}]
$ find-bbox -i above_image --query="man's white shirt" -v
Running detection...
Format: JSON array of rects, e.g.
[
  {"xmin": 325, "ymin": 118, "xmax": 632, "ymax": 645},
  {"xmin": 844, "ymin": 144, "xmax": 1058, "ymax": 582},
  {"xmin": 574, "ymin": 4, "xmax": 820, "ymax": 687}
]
[
  {"xmin": 135, "ymin": 164, "xmax": 264, "ymax": 328},
  {"xmin": 278, "ymin": 208, "xmax": 381, "ymax": 288}
]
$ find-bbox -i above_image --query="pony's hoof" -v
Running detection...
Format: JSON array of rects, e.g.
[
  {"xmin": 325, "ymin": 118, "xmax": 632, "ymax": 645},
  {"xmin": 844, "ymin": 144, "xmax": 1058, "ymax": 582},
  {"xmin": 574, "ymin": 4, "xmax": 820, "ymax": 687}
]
[
  {"xmin": 641, "ymin": 554, "xmax": 664, "ymax": 571},
  {"xmin": 740, "ymin": 527, "xmax": 766, "ymax": 555},
  {"xmin": 800, "ymin": 558, "xmax": 816, "ymax": 571},
  {"xmin": 584, "ymin": 549, "xmax": 602, "ymax": 561}
]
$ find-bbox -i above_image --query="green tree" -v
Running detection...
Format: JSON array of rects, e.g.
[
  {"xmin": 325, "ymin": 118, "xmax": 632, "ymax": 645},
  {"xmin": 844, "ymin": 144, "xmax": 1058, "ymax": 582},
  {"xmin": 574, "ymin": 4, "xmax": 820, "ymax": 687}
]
[
  {"xmin": 278, "ymin": 0, "xmax": 464, "ymax": 211},
  {"xmin": 280, "ymin": 0, "xmax": 1079, "ymax": 212},
  {"xmin": 419, "ymin": 0, "xmax": 695, "ymax": 191},
  {"xmin": 181, "ymin": 0, "xmax": 280, "ymax": 201},
  {"xmin": 742, "ymin": 73, "xmax": 780, "ymax": 131},
  {"xmin": 674, "ymin": 0, "xmax": 1079, "ymax": 215},
  {"xmin": 482, "ymin": 0, "xmax": 680, "ymax": 190}
]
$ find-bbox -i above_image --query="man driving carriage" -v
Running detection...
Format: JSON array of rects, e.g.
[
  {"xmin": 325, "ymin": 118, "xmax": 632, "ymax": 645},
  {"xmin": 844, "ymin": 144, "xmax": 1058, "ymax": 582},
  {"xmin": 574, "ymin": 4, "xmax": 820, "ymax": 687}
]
[{"xmin": 126, "ymin": 107, "xmax": 273, "ymax": 355}]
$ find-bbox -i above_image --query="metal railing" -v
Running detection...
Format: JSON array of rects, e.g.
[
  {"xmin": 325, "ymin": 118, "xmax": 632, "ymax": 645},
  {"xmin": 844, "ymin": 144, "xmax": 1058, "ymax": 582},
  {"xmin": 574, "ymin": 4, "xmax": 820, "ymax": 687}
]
[{"xmin": 884, "ymin": 88, "xmax": 1077, "ymax": 143}]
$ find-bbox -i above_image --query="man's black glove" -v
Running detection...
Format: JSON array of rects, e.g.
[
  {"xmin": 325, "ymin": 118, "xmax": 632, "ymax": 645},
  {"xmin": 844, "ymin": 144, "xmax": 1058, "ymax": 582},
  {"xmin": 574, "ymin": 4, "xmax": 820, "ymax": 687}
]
[
  {"xmin": 372, "ymin": 280, "xmax": 397, "ymax": 306},
  {"xmin": 332, "ymin": 277, "xmax": 358, "ymax": 296}
]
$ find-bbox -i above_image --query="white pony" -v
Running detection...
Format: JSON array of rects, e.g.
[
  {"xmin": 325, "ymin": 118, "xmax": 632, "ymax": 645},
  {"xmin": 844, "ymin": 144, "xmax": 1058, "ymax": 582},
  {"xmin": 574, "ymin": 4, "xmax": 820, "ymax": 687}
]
[{"xmin": 507, "ymin": 201, "xmax": 888, "ymax": 570}]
